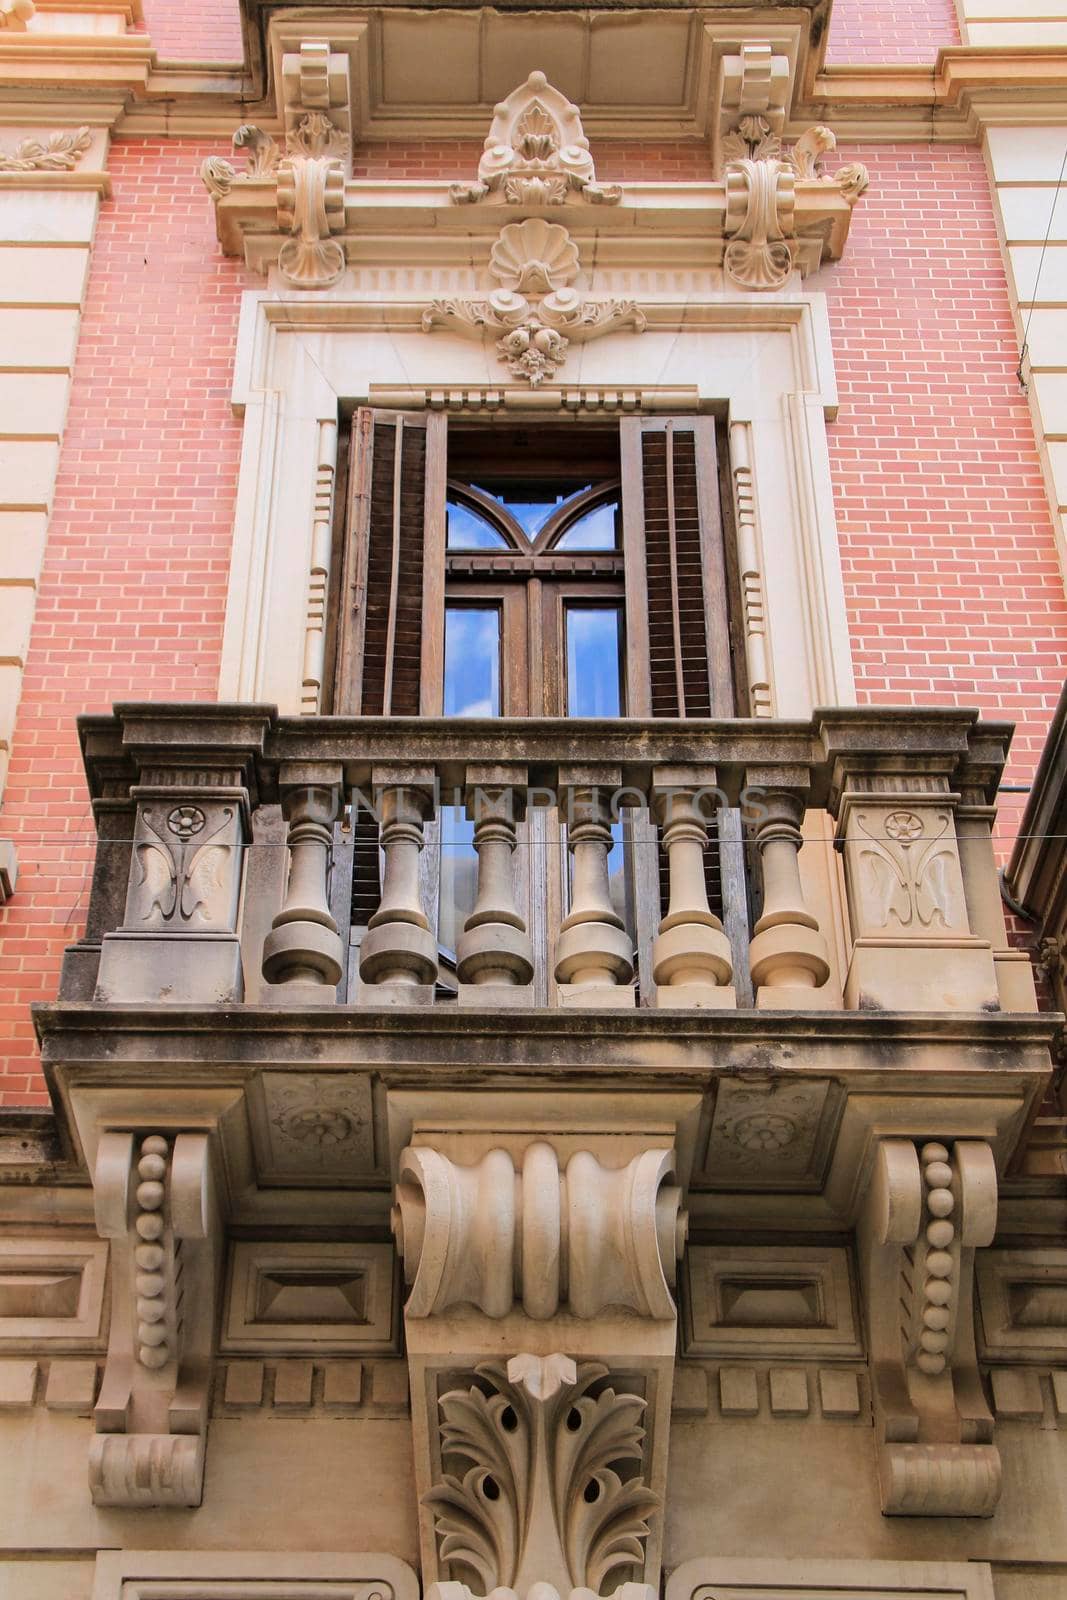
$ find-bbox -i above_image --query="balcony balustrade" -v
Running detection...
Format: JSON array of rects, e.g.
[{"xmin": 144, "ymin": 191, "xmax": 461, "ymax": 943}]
[{"xmin": 67, "ymin": 703, "xmax": 1036, "ymax": 1017}]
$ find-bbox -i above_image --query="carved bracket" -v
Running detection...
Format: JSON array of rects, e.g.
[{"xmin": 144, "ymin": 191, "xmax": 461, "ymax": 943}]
[
  {"xmin": 451, "ymin": 71, "xmax": 621, "ymax": 207},
  {"xmin": 201, "ymin": 128, "xmax": 346, "ymax": 290},
  {"xmin": 423, "ymin": 1353, "xmax": 660, "ymax": 1597},
  {"xmin": 423, "ymin": 219, "xmax": 645, "ymax": 385},
  {"xmin": 858, "ymin": 1136, "xmax": 1001, "ymax": 1516},
  {"xmin": 722, "ymin": 121, "xmax": 868, "ymax": 291},
  {"xmin": 394, "ymin": 1143, "xmax": 685, "ymax": 1320},
  {"xmin": 90, "ymin": 1130, "xmax": 223, "ymax": 1507},
  {"xmin": 281, "ymin": 38, "xmax": 352, "ymax": 170},
  {"xmin": 712, "ymin": 40, "xmax": 791, "ymax": 177}
]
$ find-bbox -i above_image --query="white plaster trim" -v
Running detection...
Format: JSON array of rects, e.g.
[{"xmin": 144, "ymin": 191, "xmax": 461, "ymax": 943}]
[{"xmin": 219, "ymin": 283, "xmax": 854, "ymax": 718}]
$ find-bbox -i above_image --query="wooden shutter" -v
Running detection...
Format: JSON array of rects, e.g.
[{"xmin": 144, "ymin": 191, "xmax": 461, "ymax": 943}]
[
  {"xmin": 620, "ymin": 415, "xmax": 734, "ymax": 719},
  {"xmin": 334, "ymin": 407, "xmax": 446, "ymax": 716}
]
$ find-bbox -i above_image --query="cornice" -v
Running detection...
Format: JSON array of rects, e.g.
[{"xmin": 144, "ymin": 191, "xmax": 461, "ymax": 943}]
[{"xmin": 5, "ymin": 19, "xmax": 1067, "ymax": 145}]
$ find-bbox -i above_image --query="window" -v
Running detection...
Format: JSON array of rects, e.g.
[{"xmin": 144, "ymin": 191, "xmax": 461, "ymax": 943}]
[{"xmin": 329, "ymin": 411, "xmax": 749, "ymax": 1001}]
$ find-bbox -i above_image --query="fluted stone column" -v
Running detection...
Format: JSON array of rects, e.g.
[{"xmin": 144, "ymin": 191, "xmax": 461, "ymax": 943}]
[
  {"xmin": 651, "ymin": 766, "xmax": 735, "ymax": 1008},
  {"xmin": 746, "ymin": 766, "xmax": 832, "ymax": 1009}
]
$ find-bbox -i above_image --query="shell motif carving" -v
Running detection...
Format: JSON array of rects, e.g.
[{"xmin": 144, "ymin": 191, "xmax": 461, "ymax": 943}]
[
  {"xmin": 424, "ymin": 1353, "xmax": 659, "ymax": 1597},
  {"xmin": 489, "ymin": 220, "xmax": 579, "ymax": 294}
]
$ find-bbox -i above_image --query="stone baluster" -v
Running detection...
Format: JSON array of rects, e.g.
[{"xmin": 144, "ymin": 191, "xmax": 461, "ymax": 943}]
[
  {"xmin": 261, "ymin": 769, "xmax": 344, "ymax": 1000},
  {"xmin": 357, "ymin": 767, "xmax": 438, "ymax": 1003},
  {"xmin": 745, "ymin": 766, "xmax": 832, "ymax": 1008},
  {"xmin": 456, "ymin": 764, "xmax": 534, "ymax": 1005},
  {"xmin": 554, "ymin": 766, "xmax": 634, "ymax": 1008},
  {"xmin": 651, "ymin": 766, "xmax": 735, "ymax": 1008}
]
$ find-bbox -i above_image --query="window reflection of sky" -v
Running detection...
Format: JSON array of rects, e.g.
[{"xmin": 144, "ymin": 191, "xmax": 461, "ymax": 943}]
[
  {"xmin": 447, "ymin": 490, "xmax": 620, "ymax": 551},
  {"xmin": 446, "ymin": 500, "xmax": 509, "ymax": 550},
  {"xmin": 443, "ymin": 606, "xmax": 501, "ymax": 718},
  {"xmin": 566, "ymin": 607, "xmax": 622, "ymax": 718}
]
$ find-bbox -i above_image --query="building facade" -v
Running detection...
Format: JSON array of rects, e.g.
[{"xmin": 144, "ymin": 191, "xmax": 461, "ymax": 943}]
[{"xmin": 1, "ymin": 0, "xmax": 1067, "ymax": 1596}]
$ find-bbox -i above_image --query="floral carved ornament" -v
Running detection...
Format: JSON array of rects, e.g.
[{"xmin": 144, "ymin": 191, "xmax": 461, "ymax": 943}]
[{"xmin": 423, "ymin": 218, "xmax": 645, "ymax": 386}]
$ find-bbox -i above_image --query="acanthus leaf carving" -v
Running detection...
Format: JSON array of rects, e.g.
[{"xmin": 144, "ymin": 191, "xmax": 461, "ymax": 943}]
[
  {"xmin": 424, "ymin": 1354, "xmax": 659, "ymax": 1597},
  {"xmin": 858, "ymin": 1136, "xmax": 1001, "ymax": 1517},
  {"xmin": 91, "ymin": 1130, "xmax": 224, "ymax": 1508},
  {"xmin": 423, "ymin": 220, "xmax": 644, "ymax": 385},
  {"xmin": 0, "ymin": 125, "xmax": 92, "ymax": 172},
  {"xmin": 451, "ymin": 72, "xmax": 621, "ymax": 208}
]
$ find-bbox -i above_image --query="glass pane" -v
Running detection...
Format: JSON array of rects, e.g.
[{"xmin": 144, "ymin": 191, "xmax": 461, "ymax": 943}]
[
  {"xmin": 473, "ymin": 481, "xmax": 592, "ymax": 539},
  {"xmin": 439, "ymin": 804, "xmax": 477, "ymax": 957},
  {"xmin": 447, "ymin": 499, "xmax": 510, "ymax": 550},
  {"xmin": 565, "ymin": 606, "xmax": 622, "ymax": 718},
  {"xmin": 444, "ymin": 606, "xmax": 501, "ymax": 718},
  {"xmin": 554, "ymin": 497, "xmax": 620, "ymax": 551}
]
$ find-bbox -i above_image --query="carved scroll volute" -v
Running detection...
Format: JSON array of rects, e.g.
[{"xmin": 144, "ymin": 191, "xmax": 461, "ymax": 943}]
[
  {"xmin": 859, "ymin": 1135, "xmax": 1001, "ymax": 1517},
  {"xmin": 90, "ymin": 1129, "xmax": 223, "ymax": 1507},
  {"xmin": 723, "ymin": 157, "xmax": 795, "ymax": 291},
  {"xmin": 276, "ymin": 155, "xmax": 346, "ymax": 288},
  {"xmin": 394, "ymin": 1144, "xmax": 685, "ymax": 1321}
]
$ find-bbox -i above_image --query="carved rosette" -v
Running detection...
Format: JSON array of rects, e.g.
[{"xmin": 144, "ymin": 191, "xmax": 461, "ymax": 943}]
[
  {"xmin": 424, "ymin": 1353, "xmax": 659, "ymax": 1597},
  {"xmin": 451, "ymin": 71, "xmax": 621, "ymax": 207},
  {"xmin": 721, "ymin": 117, "xmax": 869, "ymax": 292},
  {"xmin": 423, "ymin": 219, "xmax": 645, "ymax": 385}
]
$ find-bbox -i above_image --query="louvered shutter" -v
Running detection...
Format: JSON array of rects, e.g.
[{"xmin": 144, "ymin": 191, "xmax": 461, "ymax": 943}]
[
  {"xmin": 621, "ymin": 416, "xmax": 737, "ymax": 935},
  {"xmin": 337, "ymin": 409, "xmax": 446, "ymax": 932},
  {"xmin": 335, "ymin": 407, "xmax": 446, "ymax": 716},
  {"xmin": 621, "ymin": 416, "xmax": 734, "ymax": 718}
]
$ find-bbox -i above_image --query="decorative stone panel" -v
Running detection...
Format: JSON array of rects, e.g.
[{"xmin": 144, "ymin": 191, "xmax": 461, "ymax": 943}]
[
  {"xmin": 222, "ymin": 1241, "xmax": 398, "ymax": 1352},
  {"xmin": 90, "ymin": 1551, "xmax": 419, "ymax": 1600},
  {"xmin": 0, "ymin": 1237, "xmax": 107, "ymax": 1347},
  {"xmin": 682, "ymin": 1245, "xmax": 861, "ymax": 1359},
  {"xmin": 976, "ymin": 1248, "xmax": 1067, "ymax": 1362},
  {"xmin": 666, "ymin": 1558, "xmax": 996, "ymax": 1600}
]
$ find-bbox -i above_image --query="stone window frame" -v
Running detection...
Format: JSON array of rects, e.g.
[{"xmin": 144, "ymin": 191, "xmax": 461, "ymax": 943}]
[{"xmin": 218, "ymin": 289, "xmax": 853, "ymax": 724}]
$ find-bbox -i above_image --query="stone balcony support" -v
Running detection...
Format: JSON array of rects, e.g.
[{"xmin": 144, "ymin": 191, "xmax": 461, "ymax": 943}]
[
  {"xmin": 745, "ymin": 767, "xmax": 832, "ymax": 1009},
  {"xmin": 651, "ymin": 767, "xmax": 735, "ymax": 1009},
  {"xmin": 261, "ymin": 767, "xmax": 344, "ymax": 1000},
  {"xmin": 456, "ymin": 765, "xmax": 534, "ymax": 1006},
  {"xmin": 358, "ymin": 767, "xmax": 438, "ymax": 1003},
  {"xmin": 555, "ymin": 768, "xmax": 635, "ymax": 1009}
]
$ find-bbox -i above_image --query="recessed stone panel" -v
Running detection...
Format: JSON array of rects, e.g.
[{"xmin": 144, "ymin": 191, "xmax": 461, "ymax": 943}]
[
  {"xmin": 249, "ymin": 1071, "xmax": 383, "ymax": 1185},
  {"xmin": 977, "ymin": 1248, "xmax": 1067, "ymax": 1361},
  {"xmin": 683, "ymin": 1245, "xmax": 861, "ymax": 1359},
  {"xmin": 222, "ymin": 1241, "xmax": 397, "ymax": 1353},
  {"xmin": 0, "ymin": 1238, "xmax": 107, "ymax": 1347},
  {"xmin": 699, "ymin": 1077, "xmax": 837, "ymax": 1190}
]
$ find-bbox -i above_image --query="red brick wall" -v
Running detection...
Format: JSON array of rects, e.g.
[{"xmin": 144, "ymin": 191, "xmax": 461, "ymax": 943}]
[
  {"xmin": 0, "ymin": 135, "xmax": 1063, "ymax": 1101},
  {"xmin": 0, "ymin": 139, "xmax": 252, "ymax": 1102},
  {"xmin": 825, "ymin": 0, "xmax": 960, "ymax": 61},
  {"xmin": 139, "ymin": 0, "xmax": 243, "ymax": 61}
]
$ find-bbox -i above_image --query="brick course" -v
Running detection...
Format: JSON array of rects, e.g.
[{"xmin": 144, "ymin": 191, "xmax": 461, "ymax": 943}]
[{"xmin": 0, "ymin": 136, "xmax": 1062, "ymax": 1099}]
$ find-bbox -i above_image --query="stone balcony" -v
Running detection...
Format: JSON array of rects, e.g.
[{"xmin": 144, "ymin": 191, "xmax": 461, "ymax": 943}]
[{"xmin": 63, "ymin": 701, "xmax": 1035, "ymax": 1020}]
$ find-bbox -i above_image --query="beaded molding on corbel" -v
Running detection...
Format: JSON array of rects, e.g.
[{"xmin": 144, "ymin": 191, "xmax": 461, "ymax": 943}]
[
  {"xmin": 422, "ymin": 218, "xmax": 645, "ymax": 387},
  {"xmin": 90, "ymin": 1130, "xmax": 223, "ymax": 1507},
  {"xmin": 858, "ymin": 1136, "xmax": 1002, "ymax": 1517},
  {"xmin": 450, "ymin": 70, "xmax": 621, "ymax": 207}
]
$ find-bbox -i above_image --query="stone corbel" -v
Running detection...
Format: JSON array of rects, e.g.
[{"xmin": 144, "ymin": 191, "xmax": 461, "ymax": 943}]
[
  {"xmin": 281, "ymin": 39, "xmax": 352, "ymax": 170},
  {"xmin": 712, "ymin": 40, "xmax": 790, "ymax": 177},
  {"xmin": 394, "ymin": 1144, "xmax": 684, "ymax": 1320},
  {"xmin": 90, "ymin": 1129, "xmax": 223, "ymax": 1507},
  {"xmin": 392, "ymin": 1103, "xmax": 694, "ymax": 1597},
  {"xmin": 450, "ymin": 71, "xmax": 621, "ymax": 207},
  {"xmin": 201, "ymin": 127, "xmax": 346, "ymax": 291},
  {"xmin": 722, "ymin": 121, "xmax": 869, "ymax": 292},
  {"xmin": 858, "ymin": 1136, "xmax": 1001, "ymax": 1517}
]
